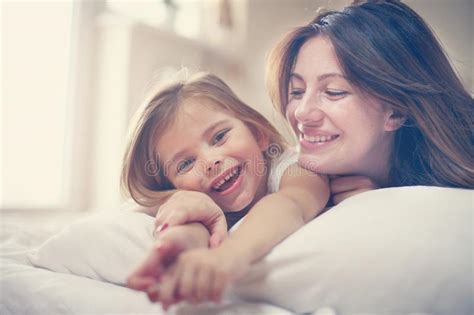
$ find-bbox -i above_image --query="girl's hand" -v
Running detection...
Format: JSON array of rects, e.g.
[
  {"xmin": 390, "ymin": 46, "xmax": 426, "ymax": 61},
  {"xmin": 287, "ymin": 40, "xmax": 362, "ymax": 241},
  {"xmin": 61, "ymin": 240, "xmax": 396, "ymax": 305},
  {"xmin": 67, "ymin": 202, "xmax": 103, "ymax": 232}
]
[
  {"xmin": 155, "ymin": 191, "xmax": 227, "ymax": 248},
  {"xmin": 329, "ymin": 175, "xmax": 379, "ymax": 205},
  {"xmin": 127, "ymin": 226, "xmax": 200, "ymax": 299},
  {"xmin": 157, "ymin": 247, "xmax": 248, "ymax": 309}
]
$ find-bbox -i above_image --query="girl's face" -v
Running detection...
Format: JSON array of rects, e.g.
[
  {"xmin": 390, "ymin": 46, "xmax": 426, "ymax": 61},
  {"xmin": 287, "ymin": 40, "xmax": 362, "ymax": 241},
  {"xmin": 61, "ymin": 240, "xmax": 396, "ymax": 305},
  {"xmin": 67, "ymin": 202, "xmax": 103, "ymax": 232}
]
[
  {"xmin": 156, "ymin": 98, "xmax": 269, "ymax": 212},
  {"xmin": 286, "ymin": 36, "xmax": 397, "ymax": 182}
]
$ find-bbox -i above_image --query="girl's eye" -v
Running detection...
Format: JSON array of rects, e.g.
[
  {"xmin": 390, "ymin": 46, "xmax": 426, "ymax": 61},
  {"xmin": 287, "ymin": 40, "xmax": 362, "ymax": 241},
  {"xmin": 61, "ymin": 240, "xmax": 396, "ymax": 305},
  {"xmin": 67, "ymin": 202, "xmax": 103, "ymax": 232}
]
[
  {"xmin": 176, "ymin": 159, "xmax": 194, "ymax": 173},
  {"xmin": 323, "ymin": 89, "xmax": 348, "ymax": 99},
  {"xmin": 212, "ymin": 129, "xmax": 230, "ymax": 145},
  {"xmin": 289, "ymin": 89, "xmax": 305, "ymax": 99}
]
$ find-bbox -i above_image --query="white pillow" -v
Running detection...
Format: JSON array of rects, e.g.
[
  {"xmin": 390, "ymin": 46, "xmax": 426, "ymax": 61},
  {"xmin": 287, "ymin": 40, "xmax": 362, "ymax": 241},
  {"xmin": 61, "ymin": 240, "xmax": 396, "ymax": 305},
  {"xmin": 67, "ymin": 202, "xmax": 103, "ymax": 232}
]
[
  {"xmin": 29, "ymin": 187, "xmax": 473, "ymax": 314},
  {"xmin": 28, "ymin": 211, "xmax": 155, "ymax": 284},
  {"xmin": 233, "ymin": 186, "xmax": 473, "ymax": 314}
]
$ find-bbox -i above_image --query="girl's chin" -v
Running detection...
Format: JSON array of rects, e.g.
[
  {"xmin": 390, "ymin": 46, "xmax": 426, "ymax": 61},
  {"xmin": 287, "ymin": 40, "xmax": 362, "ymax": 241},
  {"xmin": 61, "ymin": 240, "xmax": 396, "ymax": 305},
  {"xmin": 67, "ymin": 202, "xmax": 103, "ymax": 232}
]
[{"xmin": 220, "ymin": 195, "xmax": 253, "ymax": 213}]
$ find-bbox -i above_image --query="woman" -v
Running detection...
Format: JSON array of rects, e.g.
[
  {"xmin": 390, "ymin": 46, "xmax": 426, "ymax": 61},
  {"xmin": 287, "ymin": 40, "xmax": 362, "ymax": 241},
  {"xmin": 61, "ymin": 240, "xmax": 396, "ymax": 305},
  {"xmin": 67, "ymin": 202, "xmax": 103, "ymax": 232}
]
[
  {"xmin": 153, "ymin": 0, "xmax": 473, "ymax": 239},
  {"xmin": 266, "ymin": 0, "xmax": 473, "ymax": 190}
]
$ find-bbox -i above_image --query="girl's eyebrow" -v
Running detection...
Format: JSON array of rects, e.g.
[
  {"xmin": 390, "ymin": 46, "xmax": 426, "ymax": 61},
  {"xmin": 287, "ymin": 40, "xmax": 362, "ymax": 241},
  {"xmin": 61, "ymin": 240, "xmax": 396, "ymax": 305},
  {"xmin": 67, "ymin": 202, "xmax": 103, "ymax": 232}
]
[{"xmin": 169, "ymin": 119, "xmax": 229, "ymax": 165}]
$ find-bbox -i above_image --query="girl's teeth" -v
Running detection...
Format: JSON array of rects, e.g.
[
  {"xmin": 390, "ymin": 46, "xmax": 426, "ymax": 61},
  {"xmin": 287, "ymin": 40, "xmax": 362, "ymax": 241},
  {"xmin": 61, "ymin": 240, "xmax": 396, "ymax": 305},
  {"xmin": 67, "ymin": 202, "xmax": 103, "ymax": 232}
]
[{"xmin": 213, "ymin": 167, "xmax": 240, "ymax": 190}]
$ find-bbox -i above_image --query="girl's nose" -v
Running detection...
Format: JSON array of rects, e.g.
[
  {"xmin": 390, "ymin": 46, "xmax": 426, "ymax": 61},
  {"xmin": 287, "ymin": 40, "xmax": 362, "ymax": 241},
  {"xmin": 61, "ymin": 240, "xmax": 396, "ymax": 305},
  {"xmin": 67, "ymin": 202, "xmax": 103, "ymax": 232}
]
[
  {"xmin": 206, "ymin": 159, "xmax": 222, "ymax": 175},
  {"xmin": 294, "ymin": 94, "xmax": 325, "ymax": 125}
]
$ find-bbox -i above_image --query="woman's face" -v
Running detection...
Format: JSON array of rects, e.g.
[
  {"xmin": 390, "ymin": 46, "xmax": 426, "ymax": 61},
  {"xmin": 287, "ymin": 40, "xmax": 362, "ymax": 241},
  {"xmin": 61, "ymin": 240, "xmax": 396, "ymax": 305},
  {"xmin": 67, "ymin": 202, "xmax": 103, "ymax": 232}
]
[{"xmin": 286, "ymin": 36, "xmax": 397, "ymax": 181}]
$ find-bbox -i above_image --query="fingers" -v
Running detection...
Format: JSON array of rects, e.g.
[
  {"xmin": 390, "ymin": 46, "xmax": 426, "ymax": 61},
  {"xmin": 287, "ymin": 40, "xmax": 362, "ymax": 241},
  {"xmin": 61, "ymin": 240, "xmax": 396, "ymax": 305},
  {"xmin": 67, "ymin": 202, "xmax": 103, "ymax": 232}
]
[
  {"xmin": 207, "ymin": 217, "xmax": 228, "ymax": 247},
  {"xmin": 332, "ymin": 188, "xmax": 372, "ymax": 205},
  {"xmin": 209, "ymin": 232, "xmax": 224, "ymax": 248},
  {"xmin": 210, "ymin": 268, "xmax": 228, "ymax": 303},
  {"xmin": 155, "ymin": 191, "xmax": 227, "ymax": 237},
  {"xmin": 195, "ymin": 265, "xmax": 211, "ymax": 302},
  {"xmin": 127, "ymin": 244, "xmax": 165, "ymax": 290},
  {"xmin": 177, "ymin": 260, "xmax": 197, "ymax": 302},
  {"xmin": 158, "ymin": 266, "xmax": 181, "ymax": 310},
  {"xmin": 155, "ymin": 210, "xmax": 188, "ymax": 232},
  {"xmin": 147, "ymin": 283, "xmax": 160, "ymax": 302},
  {"xmin": 127, "ymin": 238, "xmax": 185, "ymax": 295},
  {"xmin": 127, "ymin": 275, "xmax": 156, "ymax": 292}
]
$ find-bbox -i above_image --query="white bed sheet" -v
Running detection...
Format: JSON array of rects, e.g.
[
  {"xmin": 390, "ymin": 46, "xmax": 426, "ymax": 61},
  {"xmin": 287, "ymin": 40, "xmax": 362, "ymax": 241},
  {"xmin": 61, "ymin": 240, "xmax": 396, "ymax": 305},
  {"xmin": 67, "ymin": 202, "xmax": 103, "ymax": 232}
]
[
  {"xmin": 0, "ymin": 246, "xmax": 295, "ymax": 315},
  {"xmin": 0, "ymin": 215, "xmax": 297, "ymax": 315},
  {"xmin": 1, "ymin": 186, "xmax": 472, "ymax": 315}
]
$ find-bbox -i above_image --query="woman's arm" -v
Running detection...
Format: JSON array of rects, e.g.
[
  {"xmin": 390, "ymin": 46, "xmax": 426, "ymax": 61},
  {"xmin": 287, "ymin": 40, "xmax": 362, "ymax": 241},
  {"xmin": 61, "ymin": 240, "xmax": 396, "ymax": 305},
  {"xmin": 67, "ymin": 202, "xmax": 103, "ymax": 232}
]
[
  {"xmin": 155, "ymin": 164, "xmax": 330, "ymax": 306},
  {"xmin": 221, "ymin": 163, "xmax": 329, "ymax": 263}
]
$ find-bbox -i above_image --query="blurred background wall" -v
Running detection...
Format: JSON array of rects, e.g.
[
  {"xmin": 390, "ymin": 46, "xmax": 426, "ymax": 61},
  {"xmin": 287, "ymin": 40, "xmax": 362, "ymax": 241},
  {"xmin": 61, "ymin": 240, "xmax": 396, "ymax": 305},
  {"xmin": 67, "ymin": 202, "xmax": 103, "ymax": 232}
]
[{"xmin": 2, "ymin": 0, "xmax": 472, "ymax": 215}]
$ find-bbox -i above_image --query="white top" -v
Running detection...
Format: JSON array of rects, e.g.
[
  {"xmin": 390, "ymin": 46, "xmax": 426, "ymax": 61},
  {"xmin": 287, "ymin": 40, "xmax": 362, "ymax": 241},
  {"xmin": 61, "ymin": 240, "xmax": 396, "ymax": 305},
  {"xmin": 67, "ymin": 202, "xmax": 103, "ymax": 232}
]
[
  {"xmin": 267, "ymin": 148, "xmax": 299, "ymax": 194},
  {"xmin": 230, "ymin": 148, "xmax": 299, "ymax": 232}
]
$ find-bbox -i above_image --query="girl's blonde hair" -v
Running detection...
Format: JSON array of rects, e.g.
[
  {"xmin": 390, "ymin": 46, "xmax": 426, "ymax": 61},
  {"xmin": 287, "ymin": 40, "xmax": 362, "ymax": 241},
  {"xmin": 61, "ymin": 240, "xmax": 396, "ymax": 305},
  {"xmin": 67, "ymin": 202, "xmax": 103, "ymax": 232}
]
[{"xmin": 122, "ymin": 71, "xmax": 287, "ymax": 207}]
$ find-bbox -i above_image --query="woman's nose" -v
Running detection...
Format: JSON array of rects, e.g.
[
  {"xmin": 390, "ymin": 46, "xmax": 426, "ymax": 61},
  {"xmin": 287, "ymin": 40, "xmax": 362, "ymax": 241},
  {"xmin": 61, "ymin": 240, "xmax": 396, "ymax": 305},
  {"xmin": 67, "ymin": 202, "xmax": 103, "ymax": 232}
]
[{"xmin": 294, "ymin": 93, "xmax": 325, "ymax": 125}]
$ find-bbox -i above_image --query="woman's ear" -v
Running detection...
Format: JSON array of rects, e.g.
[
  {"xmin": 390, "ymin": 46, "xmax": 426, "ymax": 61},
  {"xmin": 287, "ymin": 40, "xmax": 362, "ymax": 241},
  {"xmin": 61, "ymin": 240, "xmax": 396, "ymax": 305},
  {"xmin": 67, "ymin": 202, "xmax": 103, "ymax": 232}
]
[{"xmin": 384, "ymin": 110, "xmax": 406, "ymax": 131}]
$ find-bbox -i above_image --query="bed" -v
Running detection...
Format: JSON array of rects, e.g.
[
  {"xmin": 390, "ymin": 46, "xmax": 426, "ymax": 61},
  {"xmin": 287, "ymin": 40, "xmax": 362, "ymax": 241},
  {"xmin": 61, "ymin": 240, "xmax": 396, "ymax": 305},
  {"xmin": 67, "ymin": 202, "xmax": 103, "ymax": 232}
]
[{"xmin": 1, "ymin": 186, "xmax": 472, "ymax": 314}]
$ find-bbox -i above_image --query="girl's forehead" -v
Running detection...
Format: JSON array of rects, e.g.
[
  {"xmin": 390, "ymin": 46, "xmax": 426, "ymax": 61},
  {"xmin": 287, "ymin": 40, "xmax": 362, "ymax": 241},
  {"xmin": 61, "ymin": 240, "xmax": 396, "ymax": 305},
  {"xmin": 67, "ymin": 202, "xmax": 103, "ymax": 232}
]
[
  {"xmin": 159, "ymin": 98, "xmax": 234, "ymax": 141},
  {"xmin": 177, "ymin": 97, "xmax": 233, "ymax": 119}
]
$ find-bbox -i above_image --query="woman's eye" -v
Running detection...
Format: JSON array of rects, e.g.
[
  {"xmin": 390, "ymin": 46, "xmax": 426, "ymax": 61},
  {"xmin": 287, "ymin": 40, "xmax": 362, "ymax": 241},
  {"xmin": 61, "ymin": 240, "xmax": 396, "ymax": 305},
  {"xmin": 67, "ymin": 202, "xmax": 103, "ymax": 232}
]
[
  {"xmin": 212, "ymin": 129, "xmax": 229, "ymax": 145},
  {"xmin": 324, "ymin": 89, "xmax": 348, "ymax": 99},
  {"xmin": 289, "ymin": 89, "xmax": 305, "ymax": 99},
  {"xmin": 176, "ymin": 159, "xmax": 194, "ymax": 173}
]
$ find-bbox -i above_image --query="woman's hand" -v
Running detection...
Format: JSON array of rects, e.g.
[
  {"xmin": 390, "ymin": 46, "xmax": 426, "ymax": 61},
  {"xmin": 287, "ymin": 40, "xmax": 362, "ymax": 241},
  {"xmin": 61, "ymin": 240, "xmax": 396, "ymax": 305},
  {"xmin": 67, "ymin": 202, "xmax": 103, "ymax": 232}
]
[
  {"xmin": 155, "ymin": 191, "xmax": 228, "ymax": 247},
  {"xmin": 157, "ymin": 246, "xmax": 248, "ymax": 309},
  {"xmin": 329, "ymin": 175, "xmax": 379, "ymax": 205}
]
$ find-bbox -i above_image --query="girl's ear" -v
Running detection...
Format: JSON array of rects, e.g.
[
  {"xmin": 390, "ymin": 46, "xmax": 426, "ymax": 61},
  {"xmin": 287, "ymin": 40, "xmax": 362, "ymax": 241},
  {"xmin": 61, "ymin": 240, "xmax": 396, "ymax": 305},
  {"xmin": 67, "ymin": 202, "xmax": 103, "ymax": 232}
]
[
  {"xmin": 255, "ymin": 129, "xmax": 270, "ymax": 151},
  {"xmin": 384, "ymin": 110, "xmax": 406, "ymax": 132},
  {"xmin": 258, "ymin": 134, "xmax": 270, "ymax": 152}
]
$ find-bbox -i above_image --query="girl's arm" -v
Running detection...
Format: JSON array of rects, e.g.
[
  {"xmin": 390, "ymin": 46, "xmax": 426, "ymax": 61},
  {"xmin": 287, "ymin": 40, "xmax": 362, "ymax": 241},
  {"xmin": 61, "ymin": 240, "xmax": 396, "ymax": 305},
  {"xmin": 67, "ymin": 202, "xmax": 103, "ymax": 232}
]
[{"xmin": 138, "ymin": 191, "xmax": 228, "ymax": 247}]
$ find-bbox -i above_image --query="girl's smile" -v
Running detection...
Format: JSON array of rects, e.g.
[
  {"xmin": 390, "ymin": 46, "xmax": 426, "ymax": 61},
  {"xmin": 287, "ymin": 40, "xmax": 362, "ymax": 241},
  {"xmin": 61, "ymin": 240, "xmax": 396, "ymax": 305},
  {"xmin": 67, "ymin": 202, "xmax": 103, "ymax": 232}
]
[{"xmin": 209, "ymin": 164, "xmax": 243, "ymax": 194}]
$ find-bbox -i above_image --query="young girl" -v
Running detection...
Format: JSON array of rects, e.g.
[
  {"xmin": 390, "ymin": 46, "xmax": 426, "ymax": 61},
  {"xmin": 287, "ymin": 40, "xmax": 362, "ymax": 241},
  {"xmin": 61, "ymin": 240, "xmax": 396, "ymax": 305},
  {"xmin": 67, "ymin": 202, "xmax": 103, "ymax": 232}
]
[{"xmin": 122, "ymin": 71, "xmax": 330, "ymax": 308}]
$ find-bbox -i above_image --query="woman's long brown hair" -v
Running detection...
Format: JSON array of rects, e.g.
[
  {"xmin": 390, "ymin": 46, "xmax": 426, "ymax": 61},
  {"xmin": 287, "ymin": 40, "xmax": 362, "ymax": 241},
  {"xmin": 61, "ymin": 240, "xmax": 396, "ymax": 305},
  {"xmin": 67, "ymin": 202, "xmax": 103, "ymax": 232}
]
[{"xmin": 266, "ymin": 0, "xmax": 473, "ymax": 188}]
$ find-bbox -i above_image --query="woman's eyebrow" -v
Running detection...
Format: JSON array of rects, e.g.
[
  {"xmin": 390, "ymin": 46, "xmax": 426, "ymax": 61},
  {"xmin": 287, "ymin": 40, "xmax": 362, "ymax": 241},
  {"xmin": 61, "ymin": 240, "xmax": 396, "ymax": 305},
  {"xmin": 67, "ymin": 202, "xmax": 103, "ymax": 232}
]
[
  {"xmin": 290, "ymin": 72, "xmax": 346, "ymax": 81},
  {"xmin": 317, "ymin": 73, "xmax": 346, "ymax": 81},
  {"xmin": 289, "ymin": 73, "xmax": 304, "ymax": 81}
]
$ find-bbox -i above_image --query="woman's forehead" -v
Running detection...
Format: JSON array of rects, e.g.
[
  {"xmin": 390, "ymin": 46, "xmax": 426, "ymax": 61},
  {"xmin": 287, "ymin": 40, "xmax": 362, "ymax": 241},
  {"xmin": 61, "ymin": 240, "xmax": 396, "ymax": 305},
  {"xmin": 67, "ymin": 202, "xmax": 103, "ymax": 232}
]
[{"xmin": 293, "ymin": 36, "xmax": 343, "ymax": 77}]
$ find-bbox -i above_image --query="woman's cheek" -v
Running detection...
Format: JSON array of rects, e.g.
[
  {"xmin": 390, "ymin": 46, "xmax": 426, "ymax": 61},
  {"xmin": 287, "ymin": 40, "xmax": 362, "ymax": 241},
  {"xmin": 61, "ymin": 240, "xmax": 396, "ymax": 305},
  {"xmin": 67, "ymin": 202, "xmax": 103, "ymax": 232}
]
[{"xmin": 285, "ymin": 103, "xmax": 298, "ymax": 134}]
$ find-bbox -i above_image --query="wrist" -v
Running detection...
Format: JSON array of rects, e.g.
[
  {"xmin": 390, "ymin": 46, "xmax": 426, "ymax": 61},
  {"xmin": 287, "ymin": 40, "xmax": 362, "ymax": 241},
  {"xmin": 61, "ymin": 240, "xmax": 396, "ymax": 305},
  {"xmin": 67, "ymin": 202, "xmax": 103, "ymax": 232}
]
[
  {"xmin": 216, "ymin": 237, "xmax": 253, "ymax": 265},
  {"xmin": 158, "ymin": 223, "xmax": 210, "ymax": 250}
]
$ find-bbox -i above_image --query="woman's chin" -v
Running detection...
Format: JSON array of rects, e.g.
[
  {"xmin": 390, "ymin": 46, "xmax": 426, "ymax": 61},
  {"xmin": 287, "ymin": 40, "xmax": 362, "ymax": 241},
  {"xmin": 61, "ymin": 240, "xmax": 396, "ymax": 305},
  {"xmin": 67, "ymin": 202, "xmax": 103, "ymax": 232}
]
[{"xmin": 298, "ymin": 154, "xmax": 324, "ymax": 173}]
